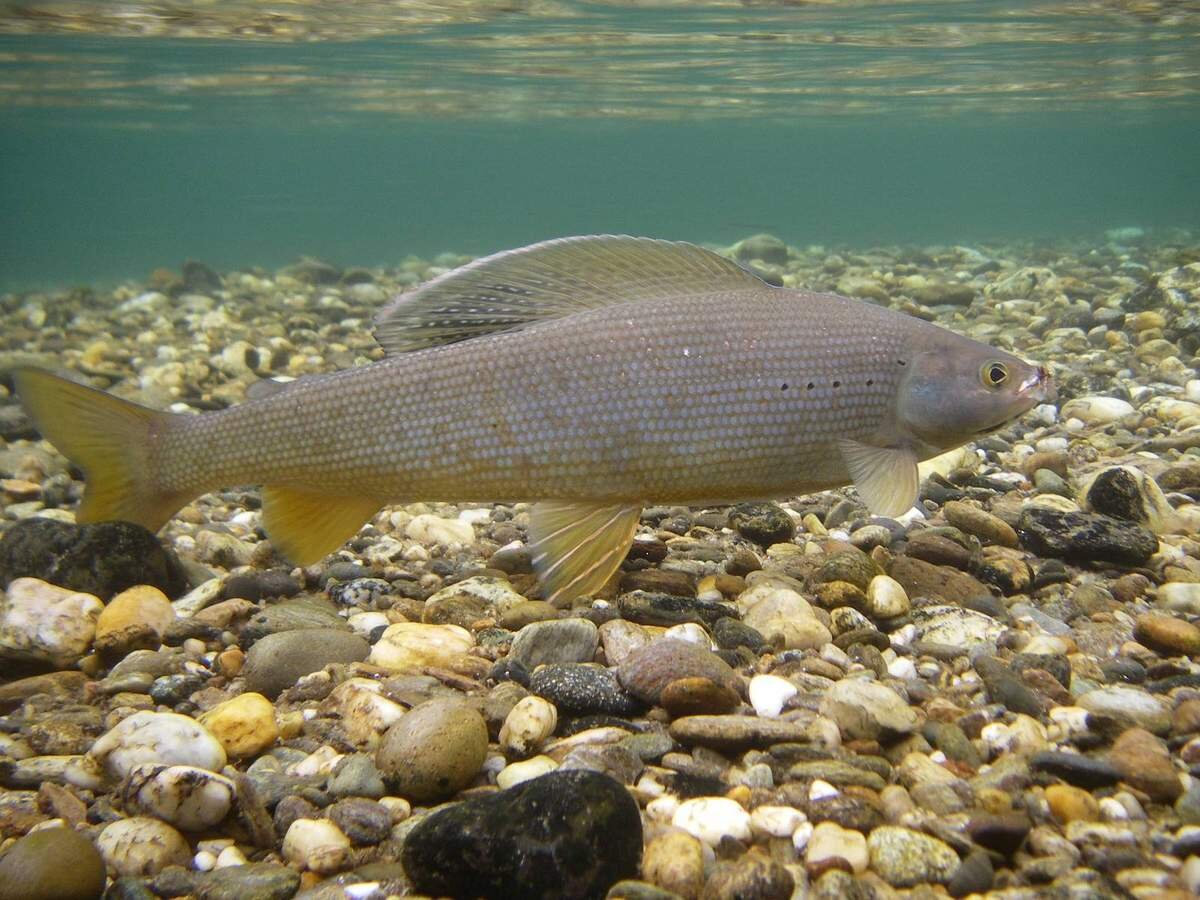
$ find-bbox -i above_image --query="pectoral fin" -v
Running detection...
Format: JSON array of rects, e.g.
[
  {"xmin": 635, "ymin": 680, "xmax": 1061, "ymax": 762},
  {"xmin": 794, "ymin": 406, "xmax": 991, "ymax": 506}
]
[
  {"xmin": 262, "ymin": 486, "xmax": 380, "ymax": 566},
  {"xmin": 837, "ymin": 439, "xmax": 920, "ymax": 517},
  {"xmin": 528, "ymin": 501, "xmax": 642, "ymax": 605}
]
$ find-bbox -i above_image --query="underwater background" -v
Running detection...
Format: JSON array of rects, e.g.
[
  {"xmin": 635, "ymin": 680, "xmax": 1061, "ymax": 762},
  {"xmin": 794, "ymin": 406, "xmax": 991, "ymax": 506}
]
[{"xmin": 1, "ymin": 0, "xmax": 1198, "ymax": 290}]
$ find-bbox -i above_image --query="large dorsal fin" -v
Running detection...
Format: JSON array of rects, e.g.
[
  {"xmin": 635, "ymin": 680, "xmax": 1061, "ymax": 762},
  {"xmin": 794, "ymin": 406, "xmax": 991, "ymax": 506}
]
[{"xmin": 373, "ymin": 235, "xmax": 767, "ymax": 354}]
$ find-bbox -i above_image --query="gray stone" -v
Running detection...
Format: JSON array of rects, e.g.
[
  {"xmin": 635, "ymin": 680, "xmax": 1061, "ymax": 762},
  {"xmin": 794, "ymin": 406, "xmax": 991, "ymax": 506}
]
[
  {"xmin": 1077, "ymin": 686, "xmax": 1172, "ymax": 734},
  {"xmin": 376, "ymin": 698, "xmax": 488, "ymax": 803},
  {"xmin": 241, "ymin": 629, "xmax": 369, "ymax": 699},
  {"xmin": 819, "ymin": 678, "xmax": 919, "ymax": 741},
  {"xmin": 508, "ymin": 618, "xmax": 599, "ymax": 668},
  {"xmin": 529, "ymin": 663, "xmax": 642, "ymax": 717}
]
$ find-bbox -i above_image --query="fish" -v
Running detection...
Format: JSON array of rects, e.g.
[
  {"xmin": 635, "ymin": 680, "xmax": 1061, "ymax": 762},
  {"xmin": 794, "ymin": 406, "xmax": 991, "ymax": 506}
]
[{"xmin": 14, "ymin": 235, "xmax": 1054, "ymax": 603}]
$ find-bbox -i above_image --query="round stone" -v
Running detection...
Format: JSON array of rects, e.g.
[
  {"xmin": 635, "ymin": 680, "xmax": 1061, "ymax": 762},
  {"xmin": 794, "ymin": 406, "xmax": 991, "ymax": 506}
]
[
  {"xmin": 1134, "ymin": 612, "xmax": 1200, "ymax": 657},
  {"xmin": 241, "ymin": 629, "xmax": 370, "ymax": 699},
  {"xmin": 198, "ymin": 692, "xmax": 279, "ymax": 758},
  {"xmin": 97, "ymin": 816, "xmax": 191, "ymax": 877},
  {"xmin": 376, "ymin": 698, "xmax": 488, "ymax": 803},
  {"xmin": 0, "ymin": 827, "xmax": 106, "ymax": 900},
  {"xmin": 88, "ymin": 711, "xmax": 226, "ymax": 780}
]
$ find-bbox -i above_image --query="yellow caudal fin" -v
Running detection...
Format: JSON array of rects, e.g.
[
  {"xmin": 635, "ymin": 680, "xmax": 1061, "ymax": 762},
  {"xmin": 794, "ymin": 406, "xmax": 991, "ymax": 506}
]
[
  {"xmin": 528, "ymin": 501, "xmax": 643, "ymax": 606},
  {"xmin": 12, "ymin": 367, "xmax": 186, "ymax": 531},
  {"xmin": 261, "ymin": 485, "xmax": 380, "ymax": 566}
]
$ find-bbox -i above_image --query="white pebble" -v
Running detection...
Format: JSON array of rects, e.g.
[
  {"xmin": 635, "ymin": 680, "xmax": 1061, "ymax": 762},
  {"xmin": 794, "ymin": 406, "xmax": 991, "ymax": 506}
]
[
  {"xmin": 750, "ymin": 805, "xmax": 806, "ymax": 838},
  {"xmin": 1099, "ymin": 797, "xmax": 1128, "ymax": 821},
  {"xmin": 663, "ymin": 622, "xmax": 711, "ymax": 647},
  {"xmin": 88, "ymin": 712, "xmax": 226, "ymax": 780},
  {"xmin": 496, "ymin": 755, "xmax": 558, "ymax": 789},
  {"xmin": 215, "ymin": 845, "xmax": 247, "ymax": 868},
  {"xmin": 193, "ymin": 850, "xmax": 217, "ymax": 872},
  {"xmin": 500, "ymin": 696, "xmax": 558, "ymax": 757},
  {"xmin": 1031, "ymin": 403, "xmax": 1058, "ymax": 426},
  {"xmin": 405, "ymin": 513, "xmax": 475, "ymax": 548},
  {"xmin": 791, "ymin": 820, "xmax": 814, "ymax": 852},
  {"xmin": 866, "ymin": 575, "xmax": 910, "ymax": 618},
  {"xmin": 887, "ymin": 656, "xmax": 917, "ymax": 680},
  {"xmin": 124, "ymin": 764, "xmax": 235, "ymax": 831},
  {"xmin": 290, "ymin": 745, "xmax": 343, "ymax": 777},
  {"xmin": 672, "ymin": 797, "xmax": 752, "ymax": 845},
  {"xmin": 646, "ymin": 795, "xmax": 679, "ymax": 824},
  {"xmin": 282, "ymin": 818, "xmax": 351, "ymax": 874},
  {"xmin": 748, "ymin": 674, "xmax": 797, "ymax": 718},
  {"xmin": 1035, "ymin": 436, "xmax": 1069, "ymax": 452},
  {"xmin": 809, "ymin": 779, "xmax": 839, "ymax": 802},
  {"xmin": 0, "ymin": 577, "xmax": 103, "ymax": 667},
  {"xmin": 1061, "ymin": 395, "xmax": 1135, "ymax": 425}
]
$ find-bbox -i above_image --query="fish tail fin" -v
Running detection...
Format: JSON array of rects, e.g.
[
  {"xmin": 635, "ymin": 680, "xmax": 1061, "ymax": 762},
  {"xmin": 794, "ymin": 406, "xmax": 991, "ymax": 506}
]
[{"xmin": 13, "ymin": 367, "xmax": 188, "ymax": 531}]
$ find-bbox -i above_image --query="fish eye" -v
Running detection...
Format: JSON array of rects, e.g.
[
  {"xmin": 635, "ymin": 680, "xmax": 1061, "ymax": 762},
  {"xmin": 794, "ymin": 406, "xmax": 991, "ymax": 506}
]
[{"xmin": 981, "ymin": 361, "xmax": 1009, "ymax": 388}]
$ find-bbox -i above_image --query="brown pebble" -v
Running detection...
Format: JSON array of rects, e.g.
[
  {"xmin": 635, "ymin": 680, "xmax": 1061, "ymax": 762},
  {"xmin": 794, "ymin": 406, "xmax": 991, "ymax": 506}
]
[
  {"xmin": 1022, "ymin": 450, "xmax": 1069, "ymax": 478},
  {"xmin": 1134, "ymin": 612, "xmax": 1200, "ymax": 656},
  {"xmin": 1172, "ymin": 699, "xmax": 1200, "ymax": 736},
  {"xmin": 1108, "ymin": 727, "xmax": 1183, "ymax": 802},
  {"xmin": 1111, "ymin": 573, "xmax": 1152, "ymax": 605},
  {"xmin": 660, "ymin": 676, "xmax": 741, "ymax": 718}
]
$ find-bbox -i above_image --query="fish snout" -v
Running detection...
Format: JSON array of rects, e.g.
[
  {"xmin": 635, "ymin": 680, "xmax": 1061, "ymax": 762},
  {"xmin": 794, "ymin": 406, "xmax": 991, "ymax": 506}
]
[{"xmin": 1021, "ymin": 364, "xmax": 1056, "ymax": 404}]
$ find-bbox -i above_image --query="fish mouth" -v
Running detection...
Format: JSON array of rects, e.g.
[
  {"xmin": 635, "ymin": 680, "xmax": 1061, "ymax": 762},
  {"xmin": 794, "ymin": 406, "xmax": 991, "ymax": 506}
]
[{"xmin": 1019, "ymin": 364, "xmax": 1056, "ymax": 405}]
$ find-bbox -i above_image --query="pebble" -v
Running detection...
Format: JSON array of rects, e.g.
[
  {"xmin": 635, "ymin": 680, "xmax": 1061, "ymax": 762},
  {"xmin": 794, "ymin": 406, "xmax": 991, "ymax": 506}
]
[
  {"xmin": 499, "ymin": 695, "xmax": 558, "ymax": 757},
  {"xmin": 1045, "ymin": 784, "xmax": 1100, "ymax": 823},
  {"xmin": 423, "ymin": 574, "xmax": 525, "ymax": 625},
  {"xmin": 405, "ymin": 512, "xmax": 475, "ymax": 547},
  {"xmin": 728, "ymin": 501, "xmax": 796, "ymax": 546},
  {"xmin": 865, "ymin": 574, "xmax": 909, "ymax": 619},
  {"xmin": 87, "ymin": 711, "xmax": 226, "ymax": 780},
  {"xmin": 281, "ymin": 817, "xmax": 352, "ymax": 874},
  {"xmin": 375, "ymin": 698, "xmax": 488, "ymax": 802},
  {"xmin": 367, "ymin": 621, "xmax": 474, "ymax": 672},
  {"xmin": 0, "ymin": 577, "xmax": 103, "ymax": 667},
  {"xmin": 240, "ymin": 628, "xmax": 369, "ymax": 698},
  {"xmin": 818, "ymin": 678, "xmax": 920, "ymax": 740},
  {"xmin": 197, "ymin": 692, "xmax": 278, "ymax": 758},
  {"xmin": 703, "ymin": 851, "xmax": 793, "ymax": 900},
  {"xmin": 0, "ymin": 826, "xmax": 106, "ymax": 900},
  {"xmin": 529, "ymin": 663, "xmax": 642, "ymax": 716},
  {"xmin": 1085, "ymin": 465, "xmax": 1176, "ymax": 533},
  {"xmin": 97, "ymin": 816, "xmax": 191, "ymax": 877},
  {"xmin": 641, "ymin": 830, "xmax": 705, "ymax": 898},
  {"xmin": 1061, "ymin": 395, "xmax": 1136, "ymax": 424},
  {"xmin": 401, "ymin": 769, "xmax": 641, "ymax": 900},
  {"xmin": 1078, "ymin": 686, "xmax": 1172, "ymax": 734},
  {"xmin": 1108, "ymin": 727, "xmax": 1183, "ymax": 801},
  {"xmin": 617, "ymin": 638, "xmax": 739, "ymax": 705},
  {"xmin": 668, "ymin": 714, "xmax": 812, "ymax": 752},
  {"xmin": 1134, "ymin": 612, "xmax": 1200, "ymax": 656},
  {"xmin": 496, "ymin": 754, "xmax": 558, "ymax": 788},
  {"xmin": 672, "ymin": 796, "xmax": 752, "ymax": 845},
  {"xmin": 123, "ymin": 763, "xmax": 236, "ymax": 830},
  {"xmin": 912, "ymin": 604, "xmax": 1003, "ymax": 645},
  {"xmin": 660, "ymin": 676, "xmax": 740, "ymax": 717},
  {"xmin": 508, "ymin": 617, "xmax": 599, "ymax": 668},
  {"xmin": 748, "ymin": 673, "xmax": 797, "ymax": 717},
  {"xmin": 93, "ymin": 584, "xmax": 176, "ymax": 659},
  {"xmin": 866, "ymin": 825, "xmax": 960, "ymax": 887},
  {"xmin": 943, "ymin": 500, "xmax": 1019, "ymax": 547},
  {"xmin": 805, "ymin": 821, "xmax": 868, "ymax": 875}
]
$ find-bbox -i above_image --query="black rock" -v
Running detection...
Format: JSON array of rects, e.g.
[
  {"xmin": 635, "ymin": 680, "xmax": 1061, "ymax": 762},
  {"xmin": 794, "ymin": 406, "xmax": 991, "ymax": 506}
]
[
  {"xmin": 1085, "ymin": 467, "xmax": 1151, "ymax": 524},
  {"xmin": 713, "ymin": 617, "xmax": 767, "ymax": 654},
  {"xmin": 149, "ymin": 673, "xmax": 206, "ymax": 707},
  {"xmin": 1030, "ymin": 751, "xmax": 1121, "ymax": 789},
  {"xmin": 0, "ymin": 517, "xmax": 188, "ymax": 600},
  {"xmin": 728, "ymin": 502, "xmax": 796, "ymax": 547},
  {"xmin": 1017, "ymin": 507, "xmax": 1157, "ymax": 566},
  {"xmin": 529, "ymin": 664, "xmax": 642, "ymax": 717},
  {"xmin": 327, "ymin": 798, "xmax": 392, "ymax": 845},
  {"xmin": 401, "ymin": 769, "xmax": 642, "ymax": 900},
  {"xmin": 1100, "ymin": 657, "xmax": 1146, "ymax": 684},
  {"xmin": 616, "ymin": 591, "xmax": 736, "ymax": 628},
  {"xmin": 965, "ymin": 812, "xmax": 1031, "ymax": 857}
]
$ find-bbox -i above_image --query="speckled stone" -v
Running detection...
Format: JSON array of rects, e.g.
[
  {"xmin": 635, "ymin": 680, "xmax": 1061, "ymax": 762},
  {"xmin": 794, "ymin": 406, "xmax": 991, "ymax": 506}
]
[{"xmin": 867, "ymin": 825, "xmax": 959, "ymax": 887}]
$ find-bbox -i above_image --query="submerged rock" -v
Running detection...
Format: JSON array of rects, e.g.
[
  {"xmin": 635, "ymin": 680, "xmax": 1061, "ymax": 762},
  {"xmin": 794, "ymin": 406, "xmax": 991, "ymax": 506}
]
[
  {"xmin": 0, "ymin": 518, "xmax": 187, "ymax": 599},
  {"xmin": 401, "ymin": 769, "xmax": 642, "ymax": 899},
  {"xmin": 1017, "ymin": 507, "xmax": 1158, "ymax": 566}
]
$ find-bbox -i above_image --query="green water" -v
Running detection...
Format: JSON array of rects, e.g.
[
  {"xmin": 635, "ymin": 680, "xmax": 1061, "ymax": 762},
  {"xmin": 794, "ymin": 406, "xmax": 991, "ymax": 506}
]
[{"xmin": 1, "ymin": 1, "xmax": 1198, "ymax": 290}]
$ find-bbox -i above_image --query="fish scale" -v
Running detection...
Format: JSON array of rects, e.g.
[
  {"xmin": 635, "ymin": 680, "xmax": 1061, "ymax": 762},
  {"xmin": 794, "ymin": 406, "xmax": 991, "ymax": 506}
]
[
  {"xmin": 160, "ymin": 290, "xmax": 904, "ymax": 505},
  {"xmin": 15, "ymin": 235, "xmax": 1051, "ymax": 602}
]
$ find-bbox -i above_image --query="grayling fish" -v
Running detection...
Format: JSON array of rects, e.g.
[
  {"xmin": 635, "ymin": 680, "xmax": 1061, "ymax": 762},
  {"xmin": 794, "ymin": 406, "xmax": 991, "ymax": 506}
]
[{"xmin": 16, "ymin": 236, "xmax": 1053, "ymax": 602}]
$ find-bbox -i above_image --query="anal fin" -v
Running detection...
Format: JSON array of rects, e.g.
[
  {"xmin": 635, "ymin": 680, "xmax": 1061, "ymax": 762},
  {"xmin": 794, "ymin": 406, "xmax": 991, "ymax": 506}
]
[
  {"xmin": 837, "ymin": 439, "xmax": 920, "ymax": 518},
  {"xmin": 261, "ymin": 486, "xmax": 380, "ymax": 566},
  {"xmin": 529, "ymin": 501, "xmax": 642, "ymax": 606}
]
